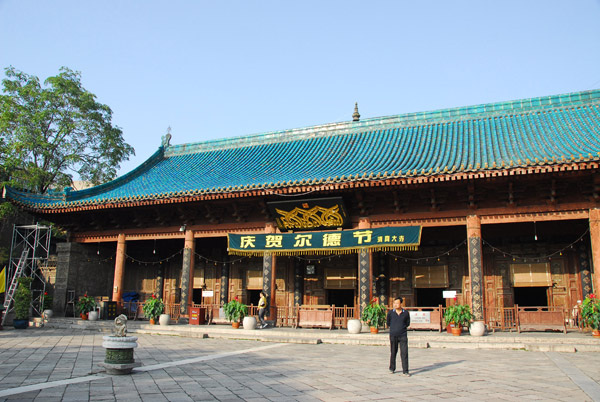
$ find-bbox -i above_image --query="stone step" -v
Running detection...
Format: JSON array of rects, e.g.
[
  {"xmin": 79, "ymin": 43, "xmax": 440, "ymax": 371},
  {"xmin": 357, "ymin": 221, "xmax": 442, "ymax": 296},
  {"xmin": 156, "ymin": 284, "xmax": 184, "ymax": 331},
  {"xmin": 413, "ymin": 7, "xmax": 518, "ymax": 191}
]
[{"xmin": 40, "ymin": 318, "xmax": 600, "ymax": 352}]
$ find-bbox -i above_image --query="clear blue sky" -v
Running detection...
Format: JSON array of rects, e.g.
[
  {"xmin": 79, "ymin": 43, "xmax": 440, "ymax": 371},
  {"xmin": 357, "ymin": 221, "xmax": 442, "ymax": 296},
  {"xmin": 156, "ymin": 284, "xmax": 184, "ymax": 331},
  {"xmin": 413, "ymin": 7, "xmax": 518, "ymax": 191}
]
[{"xmin": 2, "ymin": 1, "xmax": 600, "ymax": 176}]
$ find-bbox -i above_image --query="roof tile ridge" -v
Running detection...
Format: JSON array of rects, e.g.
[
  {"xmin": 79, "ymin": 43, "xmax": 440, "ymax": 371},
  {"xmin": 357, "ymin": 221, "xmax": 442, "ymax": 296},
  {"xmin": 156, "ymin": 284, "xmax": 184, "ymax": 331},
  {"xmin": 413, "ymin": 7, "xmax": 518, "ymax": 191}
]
[
  {"xmin": 164, "ymin": 88, "xmax": 600, "ymax": 157},
  {"xmin": 65, "ymin": 147, "xmax": 165, "ymax": 202}
]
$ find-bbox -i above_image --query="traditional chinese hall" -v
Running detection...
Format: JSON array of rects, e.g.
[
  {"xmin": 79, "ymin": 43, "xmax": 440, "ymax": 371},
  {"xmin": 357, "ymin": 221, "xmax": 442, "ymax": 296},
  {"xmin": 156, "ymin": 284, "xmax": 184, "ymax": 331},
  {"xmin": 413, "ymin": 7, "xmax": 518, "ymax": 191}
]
[{"xmin": 6, "ymin": 89, "xmax": 600, "ymax": 331}]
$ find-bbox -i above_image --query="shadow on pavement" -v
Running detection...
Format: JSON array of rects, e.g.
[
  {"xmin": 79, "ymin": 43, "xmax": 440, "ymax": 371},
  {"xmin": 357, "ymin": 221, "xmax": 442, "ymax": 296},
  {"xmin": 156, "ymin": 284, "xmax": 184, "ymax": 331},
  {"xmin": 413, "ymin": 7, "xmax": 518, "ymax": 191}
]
[{"xmin": 411, "ymin": 359, "xmax": 465, "ymax": 374}]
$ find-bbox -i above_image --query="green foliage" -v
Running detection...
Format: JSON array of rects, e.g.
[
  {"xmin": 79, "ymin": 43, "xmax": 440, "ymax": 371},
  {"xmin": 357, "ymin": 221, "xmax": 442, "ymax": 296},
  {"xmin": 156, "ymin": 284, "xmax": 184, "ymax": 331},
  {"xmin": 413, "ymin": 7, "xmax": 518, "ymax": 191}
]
[
  {"xmin": 14, "ymin": 277, "xmax": 32, "ymax": 320},
  {"xmin": 76, "ymin": 294, "xmax": 96, "ymax": 314},
  {"xmin": 444, "ymin": 304, "xmax": 472, "ymax": 327},
  {"xmin": 0, "ymin": 66, "xmax": 134, "ymax": 199},
  {"xmin": 581, "ymin": 294, "xmax": 600, "ymax": 330},
  {"xmin": 0, "ymin": 247, "xmax": 8, "ymax": 267},
  {"xmin": 0, "ymin": 202, "xmax": 17, "ymax": 220},
  {"xmin": 361, "ymin": 298, "xmax": 388, "ymax": 329},
  {"xmin": 142, "ymin": 295, "xmax": 164, "ymax": 320},
  {"xmin": 223, "ymin": 297, "xmax": 247, "ymax": 322},
  {"xmin": 42, "ymin": 292, "xmax": 53, "ymax": 311}
]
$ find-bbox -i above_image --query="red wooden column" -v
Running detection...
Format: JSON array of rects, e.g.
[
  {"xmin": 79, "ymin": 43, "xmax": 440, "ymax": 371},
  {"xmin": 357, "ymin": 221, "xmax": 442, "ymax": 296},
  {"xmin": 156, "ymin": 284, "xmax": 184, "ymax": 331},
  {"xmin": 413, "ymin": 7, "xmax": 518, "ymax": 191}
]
[
  {"xmin": 466, "ymin": 215, "xmax": 484, "ymax": 321},
  {"xmin": 590, "ymin": 208, "xmax": 600, "ymax": 295},
  {"xmin": 112, "ymin": 233, "xmax": 126, "ymax": 302}
]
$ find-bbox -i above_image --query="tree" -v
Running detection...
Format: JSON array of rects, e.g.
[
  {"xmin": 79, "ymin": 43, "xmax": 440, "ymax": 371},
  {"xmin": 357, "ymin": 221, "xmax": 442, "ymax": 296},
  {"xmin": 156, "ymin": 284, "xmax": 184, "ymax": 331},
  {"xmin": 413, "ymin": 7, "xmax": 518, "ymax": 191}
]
[{"xmin": 0, "ymin": 66, "xmax": 134, "ymax": 195}]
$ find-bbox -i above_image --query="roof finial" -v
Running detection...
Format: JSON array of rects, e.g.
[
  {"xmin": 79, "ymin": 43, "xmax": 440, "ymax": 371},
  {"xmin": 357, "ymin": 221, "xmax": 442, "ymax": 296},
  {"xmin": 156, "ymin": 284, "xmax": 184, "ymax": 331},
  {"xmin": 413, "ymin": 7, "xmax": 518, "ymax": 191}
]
[
  {"xmin": 161, "ymin": 126, "xmax": 172, "ymax": 148},
  {"xmin": 352, "ymin": 102, "xmax": 360, "ymax": 122}
]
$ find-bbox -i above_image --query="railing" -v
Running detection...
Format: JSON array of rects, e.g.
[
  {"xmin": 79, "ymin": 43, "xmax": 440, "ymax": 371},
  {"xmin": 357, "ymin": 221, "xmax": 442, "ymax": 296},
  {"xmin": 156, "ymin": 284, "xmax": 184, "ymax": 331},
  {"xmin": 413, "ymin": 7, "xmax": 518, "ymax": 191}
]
[
  {"xmin": 164, "ymin": 303, "xmax": 181, "ymax": 321},
  {"xmin": 120, "ymin": 301, "xmax": 142, "ymax": 320},
  {"xmin": 484, "ymin": 306, "xmax": 578, "ymax": 333},
  {"xmin": 333, "ymin": 306, "xmax": 357, "ymax": 329},
  {"xmin": 276, "ymin": 305, "xmax": 298, "ymax": 328},
  {"xmin": 515, "ymin": 305, "xmax": 567, "ymax": 333},
  {"xmin": 484, "ymin": 307, "xmax": 517, "ymax": 332},
  {"xmin": 189, "ymin": 303, "xmax": 357, "ymax": 328},
  {"xmin": 112, "ymin": 301, "xmax": 181, "ymax": 321},
  {"xmin": 97, "ymin": 300, "xmax": 579, "ymax": 333}
]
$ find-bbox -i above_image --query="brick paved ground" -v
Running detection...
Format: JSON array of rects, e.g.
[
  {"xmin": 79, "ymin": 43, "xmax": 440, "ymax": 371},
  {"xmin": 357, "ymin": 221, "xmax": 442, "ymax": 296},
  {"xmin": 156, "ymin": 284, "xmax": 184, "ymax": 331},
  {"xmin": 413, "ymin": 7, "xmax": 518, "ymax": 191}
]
[{"xmin": 0, "ymin": 328, "xmax": 599, "ymax": 401}]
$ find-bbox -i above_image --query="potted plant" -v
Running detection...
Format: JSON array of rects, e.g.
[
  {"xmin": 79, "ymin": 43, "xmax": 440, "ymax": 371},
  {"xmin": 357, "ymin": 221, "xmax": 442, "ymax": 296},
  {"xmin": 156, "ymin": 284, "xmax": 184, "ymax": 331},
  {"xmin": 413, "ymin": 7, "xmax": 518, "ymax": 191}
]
[
  {"xmin": 361, "ymin": 298, "xmax": 388, "ymax": 333},
  {"xmin": 76, "ymin": 294, "xmax": 96, "ymax": 320},
  {"xmin": 444, "ymin": 304, "xmax": 472, "ymax": 336},
  {"xmin": 581, "ymin": 294, "xmax": 600, "ymax": 338},
  {"xmin": 13, "ymin": 277, "xmax": 33, "ymax": 329},
  {"xmin": 42, "ymin": 291, "xmax": 53, "ymax": 319},
  {"xmin": 223, "ymin": 297, "xmax": 247, "ymax": 328},
  {"xmin": 142, "ymin": 294, "xmax": 164, "ymax": 324}
]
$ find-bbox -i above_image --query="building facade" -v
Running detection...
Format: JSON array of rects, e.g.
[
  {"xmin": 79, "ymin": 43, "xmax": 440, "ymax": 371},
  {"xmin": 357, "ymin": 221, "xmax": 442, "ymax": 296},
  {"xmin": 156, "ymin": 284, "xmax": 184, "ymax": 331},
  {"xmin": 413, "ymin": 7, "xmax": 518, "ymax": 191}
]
[{"xmin": 6, "ymin": 89, "xmax": 600, "ymax": 328}]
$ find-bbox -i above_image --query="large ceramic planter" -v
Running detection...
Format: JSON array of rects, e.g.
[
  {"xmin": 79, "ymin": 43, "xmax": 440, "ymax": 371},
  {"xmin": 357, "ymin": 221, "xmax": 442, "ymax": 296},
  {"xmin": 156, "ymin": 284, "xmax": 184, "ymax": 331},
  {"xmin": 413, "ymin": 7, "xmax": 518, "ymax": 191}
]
[
  {"xmin": 347, "ymin": 319, "xmax": 362, "ymax": 334},
  {"xmin": 159, "ymin": 314, "xmax": 170, "ymax": 326},
  {"xmin": 243, "ymin": 316, "xmax": 257, "ymax": 330},
  {"xmin": 88, "ymin": 311, "xmax": 99, "ymax": 321},
  {"xmin": 13, "ymin": 319, "xmax": 28, "ymax": 329},
  {"xmin": 469, "ymin": 321, "xmax": 486, "ymax": 337},
  {"xmin": 43, "ymin": 309, "xmax": 53, "ymax": 319}
]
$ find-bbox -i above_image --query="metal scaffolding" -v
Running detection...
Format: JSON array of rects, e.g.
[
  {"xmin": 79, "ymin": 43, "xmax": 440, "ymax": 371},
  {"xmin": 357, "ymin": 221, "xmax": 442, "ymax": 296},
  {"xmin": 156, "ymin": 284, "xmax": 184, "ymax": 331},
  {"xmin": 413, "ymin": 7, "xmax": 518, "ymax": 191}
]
[{"xmin": 5, "ymin": 224, "xmax": 51, "ymax": 320}]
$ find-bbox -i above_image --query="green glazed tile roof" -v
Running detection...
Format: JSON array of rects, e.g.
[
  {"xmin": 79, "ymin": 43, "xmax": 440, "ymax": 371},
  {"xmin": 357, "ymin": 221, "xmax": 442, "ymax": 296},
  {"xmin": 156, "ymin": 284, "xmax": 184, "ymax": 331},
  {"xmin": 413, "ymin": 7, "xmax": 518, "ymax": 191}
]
[{"xmin": 6, "ymin": 89, "xmax": 600, "ymax": 210}]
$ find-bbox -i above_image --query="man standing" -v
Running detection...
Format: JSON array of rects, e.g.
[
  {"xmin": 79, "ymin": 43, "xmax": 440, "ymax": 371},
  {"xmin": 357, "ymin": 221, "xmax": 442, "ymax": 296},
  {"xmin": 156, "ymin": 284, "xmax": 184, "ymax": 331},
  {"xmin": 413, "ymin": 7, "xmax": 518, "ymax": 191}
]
[{"xmin": 387, "ymin": 297, "xmax": 410, "ymax": 376}]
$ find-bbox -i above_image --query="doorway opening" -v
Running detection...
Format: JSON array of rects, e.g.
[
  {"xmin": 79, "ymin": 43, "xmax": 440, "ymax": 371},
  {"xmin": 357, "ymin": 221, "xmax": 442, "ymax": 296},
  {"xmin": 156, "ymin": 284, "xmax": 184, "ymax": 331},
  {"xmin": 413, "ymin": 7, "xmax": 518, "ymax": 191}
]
[
  {"xmin": 327, "ymin": 289, "xmax": 355, "ymax": 307},
  {"xmin": 415, "ymin": 288, "xmax": 445, "ymax": 307},
  {"xmin": 192, "ymin": 289, "xmax": 203, "ymax": 304},
  {"xmin": 514, "ymin": 287, "xmax": 548, "ymax": 307},
  {"xmin": 247, "ymin": 289, "xmax": 261, "ymax": 307}
]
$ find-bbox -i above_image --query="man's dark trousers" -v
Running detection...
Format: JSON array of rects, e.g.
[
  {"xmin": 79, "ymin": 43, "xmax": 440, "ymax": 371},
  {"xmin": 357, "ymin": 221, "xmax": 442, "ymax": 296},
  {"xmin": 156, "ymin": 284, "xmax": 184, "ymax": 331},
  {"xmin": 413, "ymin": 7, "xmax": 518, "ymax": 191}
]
[{"xmin": 389, "ymin": 335, "xmax": 408, "ymax": 373}]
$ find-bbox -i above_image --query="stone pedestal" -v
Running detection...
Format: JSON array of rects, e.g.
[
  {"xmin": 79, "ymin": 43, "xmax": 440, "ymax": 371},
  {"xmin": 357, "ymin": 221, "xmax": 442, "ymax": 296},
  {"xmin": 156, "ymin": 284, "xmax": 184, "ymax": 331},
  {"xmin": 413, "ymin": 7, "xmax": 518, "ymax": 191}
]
[{"xmin": 98, "ymin": 336, "xmax": 141, "ymax": 375}]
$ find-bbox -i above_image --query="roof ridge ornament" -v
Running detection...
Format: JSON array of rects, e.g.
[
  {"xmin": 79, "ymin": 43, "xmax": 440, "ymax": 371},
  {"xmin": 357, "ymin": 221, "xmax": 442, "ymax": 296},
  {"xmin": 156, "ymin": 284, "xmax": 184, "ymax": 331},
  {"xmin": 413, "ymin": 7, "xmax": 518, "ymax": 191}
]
[
  {"xmin": 352, "ymin": 102, "xmax": 360, "ymax": 122},
  {"xmin": 161, "ymin": 127, "xmax": 172, "ymax": 148}
]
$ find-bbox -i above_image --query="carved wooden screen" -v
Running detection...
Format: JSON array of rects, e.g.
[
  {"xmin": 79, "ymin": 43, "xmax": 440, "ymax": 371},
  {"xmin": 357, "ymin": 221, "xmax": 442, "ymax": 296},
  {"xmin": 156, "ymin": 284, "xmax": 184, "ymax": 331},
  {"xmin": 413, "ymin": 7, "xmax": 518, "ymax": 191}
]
[
  {"xmin": 193, "ymin": 267, "xmax": 204, "ymax": 288},
  {"xmin": 412, "ymin": 265, "xmax": 449, "ymax": 288},
  {"xmin": 325, "ymin": 267, "xmax": 357, "ymax": 289},
  {"xmin": 510, "ymin": 263, "xmax": 551, "ymax": 287},
  {"xmin": 246, "ymin": 270, "xmax": 263, "ymax": 290}
]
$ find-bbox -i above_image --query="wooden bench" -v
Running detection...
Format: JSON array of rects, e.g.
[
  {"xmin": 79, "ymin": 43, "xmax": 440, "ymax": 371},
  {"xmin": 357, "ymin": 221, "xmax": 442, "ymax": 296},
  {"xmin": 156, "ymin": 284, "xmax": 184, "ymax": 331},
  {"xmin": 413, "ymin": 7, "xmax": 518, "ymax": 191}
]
[
  {"xmin": 297, "ymin": 305, "xmax": 334, "ymax": 330},
  {"xmin": 517, "ymin": 306, "xmax": 566, "ymax": 334}
]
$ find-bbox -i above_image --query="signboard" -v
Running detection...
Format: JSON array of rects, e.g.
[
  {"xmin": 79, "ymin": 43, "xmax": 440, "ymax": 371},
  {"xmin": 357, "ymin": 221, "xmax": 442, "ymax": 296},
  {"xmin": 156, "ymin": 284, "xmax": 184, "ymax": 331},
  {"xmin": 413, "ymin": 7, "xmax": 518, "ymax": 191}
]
[
  {"xmin": 228, "ymin": 226, "xmax": 422, "ymax": 256},
  {"xmin": 409, "ymin": 311, "xmax": 431, "ymax": 324},
  {"xmin": 202, "ymin": 290, "xmax": 214, "ymax": 298},
  {"xmin": 443, "ymin": 290, "xmax": 457, "ymax": 299},
  {"xmin": 267, "ymin": 197, "xmax": 350, "ymax": 231}
]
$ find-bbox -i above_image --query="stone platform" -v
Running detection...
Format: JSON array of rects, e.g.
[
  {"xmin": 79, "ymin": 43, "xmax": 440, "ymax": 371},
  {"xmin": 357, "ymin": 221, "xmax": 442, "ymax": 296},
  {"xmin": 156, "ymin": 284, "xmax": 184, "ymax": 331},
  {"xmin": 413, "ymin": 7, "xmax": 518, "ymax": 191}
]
[{"xmin": 42, "ymin": 317, "xmax": 600, "ymax": 353}]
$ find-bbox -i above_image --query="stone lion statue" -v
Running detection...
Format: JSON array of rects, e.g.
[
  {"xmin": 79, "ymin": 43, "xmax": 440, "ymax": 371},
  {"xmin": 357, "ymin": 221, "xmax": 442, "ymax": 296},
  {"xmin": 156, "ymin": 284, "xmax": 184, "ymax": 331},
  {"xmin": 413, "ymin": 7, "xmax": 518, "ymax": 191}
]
[{"xmin": 113, "ymin": 314, "xmax": 128, "ymax": 337}]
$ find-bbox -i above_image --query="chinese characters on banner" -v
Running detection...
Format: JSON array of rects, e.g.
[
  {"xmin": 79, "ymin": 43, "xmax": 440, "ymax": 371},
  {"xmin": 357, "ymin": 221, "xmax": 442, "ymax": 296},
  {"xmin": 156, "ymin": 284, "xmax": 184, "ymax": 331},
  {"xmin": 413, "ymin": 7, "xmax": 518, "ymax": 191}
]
[{"xmin": 227, "ymin": 226, "xmax": 421, "ymax": 256}]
